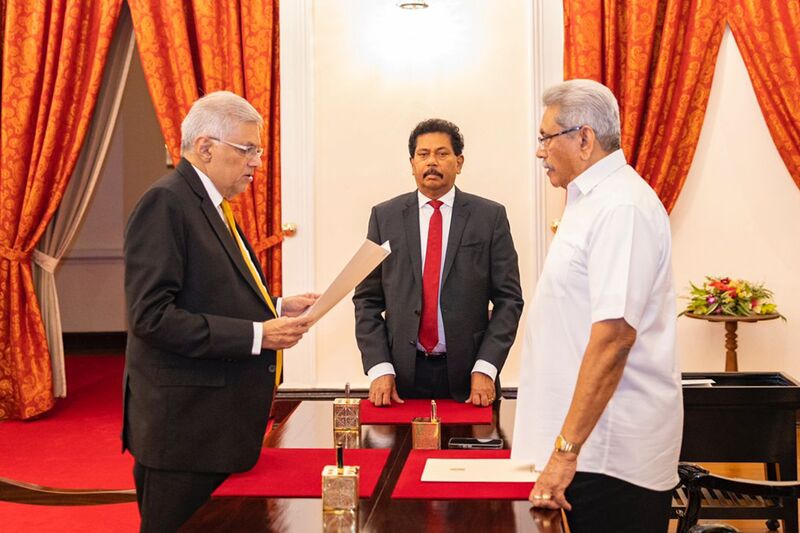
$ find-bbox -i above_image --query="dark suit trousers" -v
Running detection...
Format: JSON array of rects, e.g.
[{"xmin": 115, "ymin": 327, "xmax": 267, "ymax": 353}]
[
  {"xmin": 133, "ymin": 461, "xmax": 228, "ymax": 533},
  {"xmin": 407, "ymin": 355, "xmax": 451, "ymax": 398},
  {"xmin": 406, "ymin": 353, "xmax": 501, "ymax": 401},
  {"xmin": 564, "ymin": 472, "xmax": 672, "ymax": 533}
]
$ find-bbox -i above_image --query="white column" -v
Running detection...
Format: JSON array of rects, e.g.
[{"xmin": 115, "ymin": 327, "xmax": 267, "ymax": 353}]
[{"xmin": 280, "ymin": 0, "xmax": 317, "ymax": 387}]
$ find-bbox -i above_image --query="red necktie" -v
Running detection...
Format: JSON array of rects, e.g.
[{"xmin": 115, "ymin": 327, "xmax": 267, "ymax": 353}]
[{"xmin": 419, "ymin": 200, "xmax": 443, "ymax": 352}]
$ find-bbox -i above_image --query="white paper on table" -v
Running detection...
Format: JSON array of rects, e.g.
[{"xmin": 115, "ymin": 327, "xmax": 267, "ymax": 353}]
[
  {"xmin": 421, "ymin": 459, "xmax": 539, "ymax": 483},
  {"xmin": 681, "ymin": 378, "xmax": 715, "ymax": 387},
  {"xmin": 303, "ymin": 239, "xmax": 391, "ymax": 323}
]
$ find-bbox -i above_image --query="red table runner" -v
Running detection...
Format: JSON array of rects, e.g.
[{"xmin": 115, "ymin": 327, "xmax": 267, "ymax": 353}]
[
  {"xmin": 359, "ymin": 399, "xmax": 492, "ymax": 425},
  {"xmin": 214, "ymin": 448, "xmax": 390, "ymax": 498},
  {"xmin": 0, "ymin": 502, "xmax": 140, "ymax": 533},
  {"xmin": 392, "ymin": 449, "xmax": 534, "ymax": 500}
]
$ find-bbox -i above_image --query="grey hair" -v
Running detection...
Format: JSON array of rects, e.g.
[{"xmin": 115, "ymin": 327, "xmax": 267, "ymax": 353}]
[
  {"xmin": 180, "ymin": 91, "xmax": 263, "ymax": 154},
  {"xmin": 542, "ymin": 79, "xmax": 621, "ymax": 152}
]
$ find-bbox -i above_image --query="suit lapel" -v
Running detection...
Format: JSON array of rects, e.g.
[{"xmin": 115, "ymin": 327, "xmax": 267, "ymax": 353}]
[
  {"xmin": 402, "ymin": 193, "xmax": 422, "ymax": 286},
  {"xmin": 442, "ymin": 187, "xmax": 470, "ymax": 286},
  {"xmin": 177, "ymin": 159, "xmax": 269, "ymax": 306}
]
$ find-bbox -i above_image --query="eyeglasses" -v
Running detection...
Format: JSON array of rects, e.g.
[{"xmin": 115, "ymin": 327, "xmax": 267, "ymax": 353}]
[
  {"xmin": 537, "ymin": 125, "xmax": 582, "ymax": 149},
  {"xmin": 209, "ymin": 137, "xmax": 264, "ymax": 159}
]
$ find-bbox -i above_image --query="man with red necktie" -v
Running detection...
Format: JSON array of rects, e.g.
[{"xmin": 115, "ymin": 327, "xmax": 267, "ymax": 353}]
[{"xmin": 354, "ymin": 118, "xmax": 524, "ymax": 407}]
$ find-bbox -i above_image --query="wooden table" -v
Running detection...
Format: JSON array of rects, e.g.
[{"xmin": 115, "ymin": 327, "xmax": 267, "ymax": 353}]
[
  {"xmin": 184, "ymin": 399, "xmax": 563, "ymax": 533},
  {"xmin": 679, "ymin": 372, "xmax": 800, "ymax": 532},
  {"xmin": 5, "ymin": 379, "xmax": 797, "ymax": 531},
  {"xmin": 684, "ymin": 313, "xmax": 781, "ymax": 371}
]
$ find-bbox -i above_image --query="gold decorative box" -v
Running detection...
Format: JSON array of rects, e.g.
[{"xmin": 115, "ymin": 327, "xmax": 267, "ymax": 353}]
[
  {"xmin": 334, "ymin": 428, "xmax": 361, "ymax": 449},
  {"xmin": 411, "ymin": 400, "xmax": 441, "ymax": 450},
  {"xmin": 333, "ymin": 383, "xmax": 361, "ymax": 448},
  {"xmin": 322, "ymin": 508, "xmax": 358, "ymax": 533},
  {"xmin": 322, "ymin": 447, "xmax": 359, "ymax": 533}
]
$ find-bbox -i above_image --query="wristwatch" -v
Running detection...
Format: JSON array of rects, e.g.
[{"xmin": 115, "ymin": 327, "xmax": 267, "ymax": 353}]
[{"xmin": 554, "ymin": 434, "xmax": 581, "ymax": 456}]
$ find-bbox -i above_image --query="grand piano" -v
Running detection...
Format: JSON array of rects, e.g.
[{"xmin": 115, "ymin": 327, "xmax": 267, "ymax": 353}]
[{"xmin": 677, "ymin": 372, "xmax": 800, "ymax": 531}]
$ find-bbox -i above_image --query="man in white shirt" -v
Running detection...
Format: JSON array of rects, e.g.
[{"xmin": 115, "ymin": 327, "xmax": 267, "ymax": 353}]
[
  {"xmin": 354, "ymin": 119, "xmax": 523, "ymax": 406},
  {"xmin": 512, "ymin": 80, "xmax": 682, "ymax": 532}
]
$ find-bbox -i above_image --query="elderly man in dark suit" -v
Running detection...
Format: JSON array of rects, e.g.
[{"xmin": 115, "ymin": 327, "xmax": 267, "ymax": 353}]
[
  {"xmin": 353, "ymin": 118, "xmax": 523, "ymax": 407},
  {"xmin": 123, "ymin": 91, "xmax": 316, "ymax": 532}
]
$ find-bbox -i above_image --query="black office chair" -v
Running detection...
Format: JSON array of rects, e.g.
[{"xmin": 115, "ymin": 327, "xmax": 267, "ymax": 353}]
[{"xmin": 676, "ymin": 463, "xmax": 800, "ymax": 533}]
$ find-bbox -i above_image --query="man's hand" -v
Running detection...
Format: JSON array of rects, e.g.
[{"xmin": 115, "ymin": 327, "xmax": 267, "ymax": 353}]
[
  {"xmin": 281, "ymin": 293, "xmax": 320, "ymax": 317},
  {"xmin": 369, "ymin": 375, "xmax": 404, "ymax": 406},
  {"xmin": 467, "ymin": 371, "xmax": 496, "ymax": 406},
  {"xmin": 528, "ymin": 451, "xmax": 577, "ymax": 511},
  {"xmin": 261, "ymin": 316, "xmax": 313, "ymax": 350}
]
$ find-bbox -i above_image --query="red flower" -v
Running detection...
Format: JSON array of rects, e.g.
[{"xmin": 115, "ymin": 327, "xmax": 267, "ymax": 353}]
[{"xmin": 710, "ymin": 281, "xmax": 728, "ymax": 291}]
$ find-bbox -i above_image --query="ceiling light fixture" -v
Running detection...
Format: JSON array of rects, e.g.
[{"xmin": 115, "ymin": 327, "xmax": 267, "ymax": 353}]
[{"xmin": 398, "ymin": 1, "xmax": 429, "ymax": 9}]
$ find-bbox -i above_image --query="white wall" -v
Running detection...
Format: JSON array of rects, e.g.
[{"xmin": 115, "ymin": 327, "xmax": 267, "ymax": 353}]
[
  {"xmin": 671, "ymin": 27, "xmax": 800, "ymax": 376},
  {"xmin": 310, "ymin": 0, "xmax": 537, "ymax": 388},
  {"xmin": 55, "ymin": 124, "xmax": 126, "ymax": 332},
  {"xmin": 306, "ymin": 5, "xmax": 800, "ymax": 387},
  {"xmin": 537, "ymin": 24, "xmax": 800, "ymax": 377},
  {"xmin": 56, "ymin": 46, "xmax": 165, "ymax": 332}
]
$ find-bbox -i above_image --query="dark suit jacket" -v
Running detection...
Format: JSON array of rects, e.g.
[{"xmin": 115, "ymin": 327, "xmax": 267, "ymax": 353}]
[
  {"xmin": 353, "ymin": 187, "xmax": 523, "ymax": 401},
  {"xmin": 122, "ymin": 158, "xmax": 276, "ymax": 473}
]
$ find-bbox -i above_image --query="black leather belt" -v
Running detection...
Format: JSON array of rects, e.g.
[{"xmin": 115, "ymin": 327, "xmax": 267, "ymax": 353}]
[{"xmin": 417, "ymin": 350, "xmax": 447, "ymax": 359}]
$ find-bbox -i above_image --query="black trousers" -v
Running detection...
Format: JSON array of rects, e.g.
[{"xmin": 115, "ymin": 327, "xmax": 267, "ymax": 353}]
[
  {"xmin": 564, "ymin": 471, "xmax": 673, "ymax": 533},
  {"xmin": 407, "ymin": 354, "xmax": 451, "ymax": 399},
  {"xmin": 133, "ymin": 461, "xmax": 228, "ymax": 533},
  {"xmin": 406, "ymin": 353, "xmax": 501, "ymax": 401}
]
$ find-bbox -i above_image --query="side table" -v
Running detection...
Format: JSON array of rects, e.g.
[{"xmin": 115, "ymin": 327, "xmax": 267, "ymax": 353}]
[{"xmin": 683, "ymin": 313, "xmax": 781, "ymax": 371}]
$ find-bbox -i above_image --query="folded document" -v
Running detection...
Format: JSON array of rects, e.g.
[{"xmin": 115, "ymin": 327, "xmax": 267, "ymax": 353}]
[
  {"xmin": 304, "ymin": 239, "xmax": 390, "ymax": 322},
  {"xmin": 421, "ymin": 458, "xmax": 539, "ymax": 483}
]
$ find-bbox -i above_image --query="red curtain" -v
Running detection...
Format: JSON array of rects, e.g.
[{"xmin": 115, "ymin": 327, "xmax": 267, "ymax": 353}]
[
  {"xmin": 127, "ymin": 0, "xmax": 283, "ymax": 293},
  {"xmin": 728, "ymin": 0, "xmax": 800, "ymax": 189},
  {"xmin": 564, "ymin": 0, "xmax": 727, "ymax": 212},
  {"xmin": 0, "ymin": 0, "xmax": 123, "ymax": 419}
]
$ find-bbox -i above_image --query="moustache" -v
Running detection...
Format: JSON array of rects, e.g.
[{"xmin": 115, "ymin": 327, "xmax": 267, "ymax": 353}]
[{"xmin": 424, "ymin": 169, "xmax": 443, "ymax": 178}]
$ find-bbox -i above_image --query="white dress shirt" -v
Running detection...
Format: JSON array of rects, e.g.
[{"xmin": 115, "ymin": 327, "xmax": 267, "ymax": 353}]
[
  {"xmin": 368, "ymin": 187, "xmax": 498, "ymax": 383},
  {"xmin": 511, "ymin": 150, "xmax": 682, "ymax": 491},
  {"xmin": 194, "ymin": 165, "xmax": 279, "ymax": 355}
]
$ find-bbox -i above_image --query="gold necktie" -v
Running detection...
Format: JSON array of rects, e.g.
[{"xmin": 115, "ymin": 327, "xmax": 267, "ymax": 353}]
[{"xmin": 221, "ymin": 199, "xmax": 282, "ymax": 386}]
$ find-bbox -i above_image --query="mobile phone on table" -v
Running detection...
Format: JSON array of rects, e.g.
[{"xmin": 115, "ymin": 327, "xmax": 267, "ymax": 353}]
[{"xmin": 447, "ymin": 437, "xmax": 504, "ymax": 449}]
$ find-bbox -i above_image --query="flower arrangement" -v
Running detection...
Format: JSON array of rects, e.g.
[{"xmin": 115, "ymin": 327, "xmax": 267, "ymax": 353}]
[{"xmin": 680, "ymin": 276, "xmax": 783, "ymax": 318}]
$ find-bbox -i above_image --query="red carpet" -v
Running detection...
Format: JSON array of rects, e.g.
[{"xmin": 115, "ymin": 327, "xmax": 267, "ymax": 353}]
[
  {"xmin": 392, "ymin": 449, "xmax": 534, "ymax": 500},
  {"xmin": 0, "ymin": 501, "xmax": 139, "ymax": 533},
  {"xmin": 0, "ymin": 356, "xmax": 134, "ymax": 489},
  {"xmin": 360, "ymin": 399, "xmax": 492, "ymax": 425},
  {"xmin": 216, "ymin": 448, "xmax": 391, "ymax": 498}
]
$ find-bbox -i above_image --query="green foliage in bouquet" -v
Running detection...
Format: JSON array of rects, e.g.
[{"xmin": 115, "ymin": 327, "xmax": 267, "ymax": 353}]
[{"xmin": 680, "ymin": 276, "xmax": 784, "ymax": 318}]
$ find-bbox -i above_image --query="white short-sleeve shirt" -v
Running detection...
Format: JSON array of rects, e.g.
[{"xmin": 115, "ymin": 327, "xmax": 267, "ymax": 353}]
[{"xmin": 511, "ymin": 150, "xmax": 683, "ymax": 491}]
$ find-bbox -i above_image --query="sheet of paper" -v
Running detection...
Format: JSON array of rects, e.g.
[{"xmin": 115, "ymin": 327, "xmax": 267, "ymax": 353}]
[
  {"xmin": 681, "ymin": 378, "xmax": 715, "ymax": 387},
  {"xmin": 421, "ymin": 458, "xmax": 539, "ymax": 483},
  {"xmin": 304, "ymin": 239, "xmax": 390, "ymax": 323}
]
